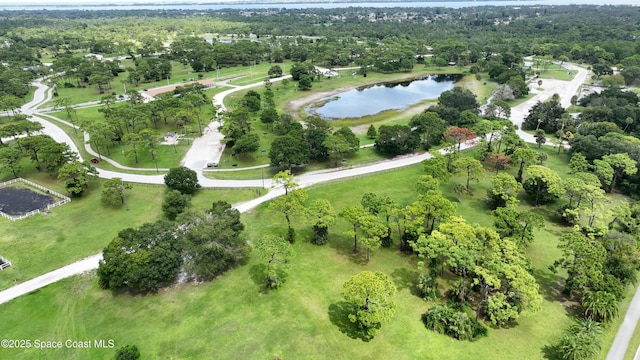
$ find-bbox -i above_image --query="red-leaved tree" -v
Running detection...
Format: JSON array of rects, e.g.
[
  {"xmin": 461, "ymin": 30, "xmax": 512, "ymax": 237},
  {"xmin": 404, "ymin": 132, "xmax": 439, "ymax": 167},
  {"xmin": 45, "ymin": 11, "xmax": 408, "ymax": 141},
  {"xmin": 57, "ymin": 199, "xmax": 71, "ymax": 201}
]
[{"xmin": 444, "ymin": 126, "xmax": 476, "ymax": 151}]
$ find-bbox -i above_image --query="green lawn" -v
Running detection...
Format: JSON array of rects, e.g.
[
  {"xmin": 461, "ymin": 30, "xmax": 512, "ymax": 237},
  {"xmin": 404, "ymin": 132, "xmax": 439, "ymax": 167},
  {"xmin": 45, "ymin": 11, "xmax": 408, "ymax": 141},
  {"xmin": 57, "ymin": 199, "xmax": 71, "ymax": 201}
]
[
  {"xmin": 0, "ymin": 148, "xmax": 631, "ymax": 359},
  {"xmin": 2, "ymin": 62, "xmax": 634, "ymax": 359},
  {"xmin": 0, "ymin": 176, "xmax": 263, "ymax": 291}
]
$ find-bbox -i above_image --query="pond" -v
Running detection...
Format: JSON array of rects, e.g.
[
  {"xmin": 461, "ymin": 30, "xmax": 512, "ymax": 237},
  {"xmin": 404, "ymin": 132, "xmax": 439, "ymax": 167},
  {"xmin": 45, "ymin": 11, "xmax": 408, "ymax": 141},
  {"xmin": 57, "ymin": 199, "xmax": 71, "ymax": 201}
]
[{"xmin": 307, "ymin": 74, "xmax": 463, "ymax": 119}]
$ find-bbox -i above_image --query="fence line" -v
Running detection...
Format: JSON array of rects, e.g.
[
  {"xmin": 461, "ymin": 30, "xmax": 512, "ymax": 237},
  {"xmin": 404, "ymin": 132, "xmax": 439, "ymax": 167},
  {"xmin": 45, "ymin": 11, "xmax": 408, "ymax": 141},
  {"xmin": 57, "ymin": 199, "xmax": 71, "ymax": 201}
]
[{"xmin": 0, "ymin": 178, "xmax": 71, "ymax": 221}]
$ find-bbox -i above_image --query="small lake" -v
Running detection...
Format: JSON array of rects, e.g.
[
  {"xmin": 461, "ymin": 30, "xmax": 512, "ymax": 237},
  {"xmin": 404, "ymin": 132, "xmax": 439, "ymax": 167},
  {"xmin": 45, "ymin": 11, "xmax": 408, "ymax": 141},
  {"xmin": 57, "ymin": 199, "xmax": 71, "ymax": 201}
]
[{"xmin": 308, "ymin": 74, "xmax": 463, "ymax": 120}]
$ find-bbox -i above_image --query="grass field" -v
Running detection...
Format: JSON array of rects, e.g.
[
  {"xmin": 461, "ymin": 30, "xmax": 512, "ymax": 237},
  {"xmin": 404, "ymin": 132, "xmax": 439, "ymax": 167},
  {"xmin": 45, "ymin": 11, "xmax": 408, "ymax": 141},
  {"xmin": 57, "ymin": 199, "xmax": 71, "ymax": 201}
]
[
  {"xmin": 0, "ymin": 178, "xmax": 263, "ymax": 291},
  {"xmin": 0, "ymin": 146, "xmax": 633, "ymax": 359}
]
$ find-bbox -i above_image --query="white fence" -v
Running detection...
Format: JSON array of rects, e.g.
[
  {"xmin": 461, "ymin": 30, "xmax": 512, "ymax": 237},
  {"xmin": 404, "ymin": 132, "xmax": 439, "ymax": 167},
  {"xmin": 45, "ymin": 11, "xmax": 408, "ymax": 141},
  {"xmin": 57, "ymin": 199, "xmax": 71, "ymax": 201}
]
[
  {"xmin": 0, "ymin": 256, "xmax": 11, "ymax": 270},
  {"xmin": 0, "ymin": 178, "xmax": 71, "ymax": 221}
]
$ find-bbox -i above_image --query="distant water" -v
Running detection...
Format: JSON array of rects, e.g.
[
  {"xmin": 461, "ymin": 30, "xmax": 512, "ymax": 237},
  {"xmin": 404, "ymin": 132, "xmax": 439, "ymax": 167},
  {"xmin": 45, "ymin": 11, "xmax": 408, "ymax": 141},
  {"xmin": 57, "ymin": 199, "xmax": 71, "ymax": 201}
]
[{"xmin": 2, "ymin": 0, "xmax": 639, "ymax": 11}]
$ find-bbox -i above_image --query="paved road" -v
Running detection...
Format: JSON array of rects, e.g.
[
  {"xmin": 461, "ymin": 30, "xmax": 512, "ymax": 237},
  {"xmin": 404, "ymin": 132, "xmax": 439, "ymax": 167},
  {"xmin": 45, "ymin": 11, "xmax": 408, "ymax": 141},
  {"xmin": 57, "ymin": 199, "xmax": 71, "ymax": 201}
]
[
  {"xmin": 608, "ymin": 286, "xmax": 640, "ymax": 360},
  {"xmin": 0, "ymin": 254, "xmax": 102, "ymax": 305},
  {"xmin": 13, "ymin": 65, "xmax": 635, "ymax": 360}
]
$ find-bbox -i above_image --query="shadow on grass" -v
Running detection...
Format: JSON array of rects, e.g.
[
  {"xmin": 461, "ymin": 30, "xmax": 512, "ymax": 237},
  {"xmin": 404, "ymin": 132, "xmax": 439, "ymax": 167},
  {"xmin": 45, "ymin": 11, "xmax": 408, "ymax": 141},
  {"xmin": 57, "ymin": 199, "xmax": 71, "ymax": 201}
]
[
  {"xmin": 328, "ymin": 235, "xmax": 368, "ymax": 266},
  {"xmin": 541, "ymin": 343, "xmax": 563, "ymax": 360},
  {"xmin": 532, "ymin": 268, "xmax": 567, "ymax": 303},
  {"xmin": 390, "ymin": 267, "xmax": 419, "ymax": 295},
  {"xmin": 328, "ymin": 301, "xmax": 374, "ymax": 342},
  {"xmin": 249, "ymin": 264, "xmax": 267, "ymax": 287},
  {"xmin": 248, "ymin": 264, "xmax": 289, "ymax": 293}
]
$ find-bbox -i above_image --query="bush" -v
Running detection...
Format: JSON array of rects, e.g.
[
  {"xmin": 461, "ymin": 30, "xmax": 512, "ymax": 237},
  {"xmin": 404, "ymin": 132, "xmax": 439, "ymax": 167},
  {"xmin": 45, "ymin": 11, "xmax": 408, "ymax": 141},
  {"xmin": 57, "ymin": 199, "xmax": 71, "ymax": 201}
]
[
  {"xmin": 162, "ymin": 190, "xmax": 191, "ymax": 220},
  {"xmin": 310, "ymin": 224, "xmax": 329, "ymax": 245},
  {"xmin": 421, "ymin": 304, "xmax": 487, "ymax": 341},
  {"xmin": 416, "ymin": 272, "xmax": 438, "ymax": 300},
  {"xmin": 114, "ymin": 345, "xmax": 140, "ymax": 360}
]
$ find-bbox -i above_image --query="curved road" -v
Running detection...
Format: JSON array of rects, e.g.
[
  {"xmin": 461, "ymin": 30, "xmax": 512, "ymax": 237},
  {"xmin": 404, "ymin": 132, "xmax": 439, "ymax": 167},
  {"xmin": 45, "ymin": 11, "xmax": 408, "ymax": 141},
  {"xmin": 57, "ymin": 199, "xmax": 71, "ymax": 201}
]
[{"xmin": 5, "ymin": 62, "xmax": 634, "ymax": 360}]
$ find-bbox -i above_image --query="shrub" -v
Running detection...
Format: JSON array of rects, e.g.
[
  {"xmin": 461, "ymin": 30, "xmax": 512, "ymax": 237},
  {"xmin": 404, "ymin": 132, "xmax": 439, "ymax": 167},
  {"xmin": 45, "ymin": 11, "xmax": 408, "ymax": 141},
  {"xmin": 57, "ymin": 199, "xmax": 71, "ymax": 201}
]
[
  {"xmin": 416, "ymin": 272, "xmax": 438, "ymax": 300},
  {"xmin": 310, "ymin": 224, "xmax": 329, "ymax": 245},
  {"xmin": 115, "ymin": 345, "xmax": 140, "ymax": 360},
  {"xmin": 421, "ymin": 304, "xmax": 487, "ymax": 341}
]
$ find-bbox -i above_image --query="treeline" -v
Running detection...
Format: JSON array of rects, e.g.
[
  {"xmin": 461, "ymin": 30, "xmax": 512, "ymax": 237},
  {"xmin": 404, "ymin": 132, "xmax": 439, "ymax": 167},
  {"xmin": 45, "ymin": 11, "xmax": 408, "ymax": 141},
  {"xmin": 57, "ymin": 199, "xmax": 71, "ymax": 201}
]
[{"xmin": 2, "ymin": 6, "xmax": 639, "ymax": 73}]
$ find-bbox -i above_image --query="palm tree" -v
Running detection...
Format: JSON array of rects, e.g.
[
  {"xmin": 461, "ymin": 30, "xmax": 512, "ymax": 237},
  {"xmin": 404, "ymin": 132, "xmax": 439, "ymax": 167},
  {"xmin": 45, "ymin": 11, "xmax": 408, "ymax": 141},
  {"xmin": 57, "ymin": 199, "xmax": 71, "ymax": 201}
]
[
  {"xmin": 581, "ymin": 290, "xmax": 618, "ymax": 323},
  {"xmin": 559, "ymin": 319, "xmax": 602, "ymax": 360}
]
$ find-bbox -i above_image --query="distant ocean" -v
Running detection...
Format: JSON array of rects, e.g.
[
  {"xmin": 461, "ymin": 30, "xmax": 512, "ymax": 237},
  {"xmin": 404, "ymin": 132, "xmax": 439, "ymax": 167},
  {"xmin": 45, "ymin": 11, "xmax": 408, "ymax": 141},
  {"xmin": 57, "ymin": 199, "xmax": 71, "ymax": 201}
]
[{"xmin": 1, "ymin": 0, "xmax": 639, "ymax": 11}]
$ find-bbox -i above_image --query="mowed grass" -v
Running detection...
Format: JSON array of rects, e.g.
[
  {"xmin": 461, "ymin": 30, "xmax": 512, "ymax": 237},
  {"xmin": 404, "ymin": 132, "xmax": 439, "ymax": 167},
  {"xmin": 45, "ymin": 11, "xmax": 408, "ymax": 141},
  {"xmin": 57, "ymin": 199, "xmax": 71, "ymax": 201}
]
[
  {"xmin": 536, "ymin": 63, "xmax": 576, "ymax": 81},
  {"xmin": 0, "ymin": 146, "xmax": 632, "ymax": 359},
  {"xmin": 46, "ymin": 107, "xmax": 193, "ymax": 170},
  {"xmin": 0, "ymin": 178, "xmax": 264, "ymax": 291}
]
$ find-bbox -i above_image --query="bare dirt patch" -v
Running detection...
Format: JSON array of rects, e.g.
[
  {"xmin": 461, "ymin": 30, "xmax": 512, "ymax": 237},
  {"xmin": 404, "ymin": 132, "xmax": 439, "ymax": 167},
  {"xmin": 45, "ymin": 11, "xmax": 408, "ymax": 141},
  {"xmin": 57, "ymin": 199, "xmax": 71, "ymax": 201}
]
[{"xmin": 0, "ymin": 187, "xmax": 55, "ymax": 216}]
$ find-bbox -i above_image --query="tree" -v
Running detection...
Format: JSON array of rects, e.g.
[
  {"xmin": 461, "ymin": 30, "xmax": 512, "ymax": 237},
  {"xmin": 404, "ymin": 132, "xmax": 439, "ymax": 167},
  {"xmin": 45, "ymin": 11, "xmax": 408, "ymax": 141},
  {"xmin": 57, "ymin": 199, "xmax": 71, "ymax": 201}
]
[
  {"xmin": 593, "ymin": 153, "xmax": 638, "ymax": 193},
  {"xmin": 416, "ymin": 175, "xmax": 440, "ymax": 195},
  {"xmin": 254, "ymin": 234, "xmax": 293, "ymax": 289},
  {"xmin": 487, "ymin": 153, "xmax": 511, "ymax": 173},
  {"xmin": 0, "ymin": 147, "xmax": 22, "ymax": 178},
  {"xmin": 552, "ymin": 230, "xmax": 606, "ymax": 297},
  {"xmin": 269, "ymin": 170, "xmax": 308, "ymax": 242},
  {"xmin": 487, "ymin": 173, "xmax": 522, "ymax": 209},
  {"xmin": 97, "ymin": 220, "xmax": 182, "ymax": 292},
  {"xmin": 260, "ymin": 107, "xmax": 278, "ymax": 124},
  {"xmin": 298, "ymin": 74, "xmax": 312, "ymax": 90},
  {"xmin": 438, "ymin": 87, "xmax": 479, "ymax": 113},
  {"xmin": 453, "ymin": 183, "xmax": 466, "ymax": 203},
  {"xmin": 57, "ymin": 161, "xmax": 97, "ymax": 197},
  {"xmin": 359, "ymin": 212, "xmax": 388, "ymax": 262},
  {"xmin": 164, "ymin": 166, "xmax": 200, "ymax": 195},
  {"xmin": 405, "ymin": 192, "xmax": 456, "ymax": 236},
  {"xmin": 444, "ymin": 126, "xmax": 476, "ymax": 151},
  {"xmin": 40, "ymin": 142, "xmax": 76, "ymax": 175},
  {"xmin": 178, "ymin": 202, "xmax": 248, "ymax": 281},
  {"xmin": 569, "ymin": 152, "xmax": 591, "ymax": 174},
  {"xmin": 493, "ymin": 207, "xmax": 544, "ymax": 247},
  {"xmin": 375, "ymin": 125, "xmax": 420, "ymax": 156},
  {"xmin": 341, "ymin": 271, "xmax": 397, "ymax": 338},
  {"xmin": 162, "ymin": 189, "xmax": 191, "ymax": 221},
  {"xmin": 558, "ymin": 319, "xmax": 603, "ymax": 360},
  {"xmin": 523, "ymin": 165, "xmax": 564, "ymax": 206},
  {"xmin": 452, "ymin": 157, "xmax": 484, "ymax": 192},
  {"xmin": 19, "ymin": 134, "xmax": 52, "ymax": 171},
  {"xmin": 324, "ymin": 134, "xmax": 351, "ymax": 167},
  {"xmin": 422, "ymin": 152, "xmax": 451, "ymax": 182},
  {"xmin": 339, "ymin": 205, "xmax": 370, "ymax": 253},
  {"xmin": 534, "ymin": 129, "xmax": 546, "ymax": 148},
  {"xmin": 306, "ymin": 199, "xmax": 336, "ymax": 245},
  {"xmin": 523, "ymin": 97, "xmax": 566, "ymax": 133},
  {"xmin": 268, "ymin": 65, "xmax": 283, "ymax": 78},
  {"xmin": 269, "ymin": 134, "xmax": 308, "ymax": 170},
  {"xmin": 409, "ymin": 112, "xmax": 446, "ymax": 148},
  {"xmin": 511, "ymin": 146, "xmax": 537, "ymax": 182},
  {"xmin": 366, "ymin": 124, "xmax": 378, "ymax": 139},
  {"xmin": 122, "ymin": 132, "xmax": 143, "ymax": 164},
  {"xmin": 101, "ymin": 178, "xmax": 132, "ymax": 207},
  {"xmin": 233, "ymin": 133, "xmax": 260, "ymax": 156}
]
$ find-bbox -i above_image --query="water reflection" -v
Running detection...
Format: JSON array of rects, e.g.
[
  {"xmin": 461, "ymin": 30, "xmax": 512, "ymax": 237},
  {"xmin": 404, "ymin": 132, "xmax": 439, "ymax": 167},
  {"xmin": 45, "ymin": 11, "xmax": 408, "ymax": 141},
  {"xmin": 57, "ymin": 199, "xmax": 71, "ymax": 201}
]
[{"xmin": 309, "ymin": 74, "xmax": 462, "ymax": 119}]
